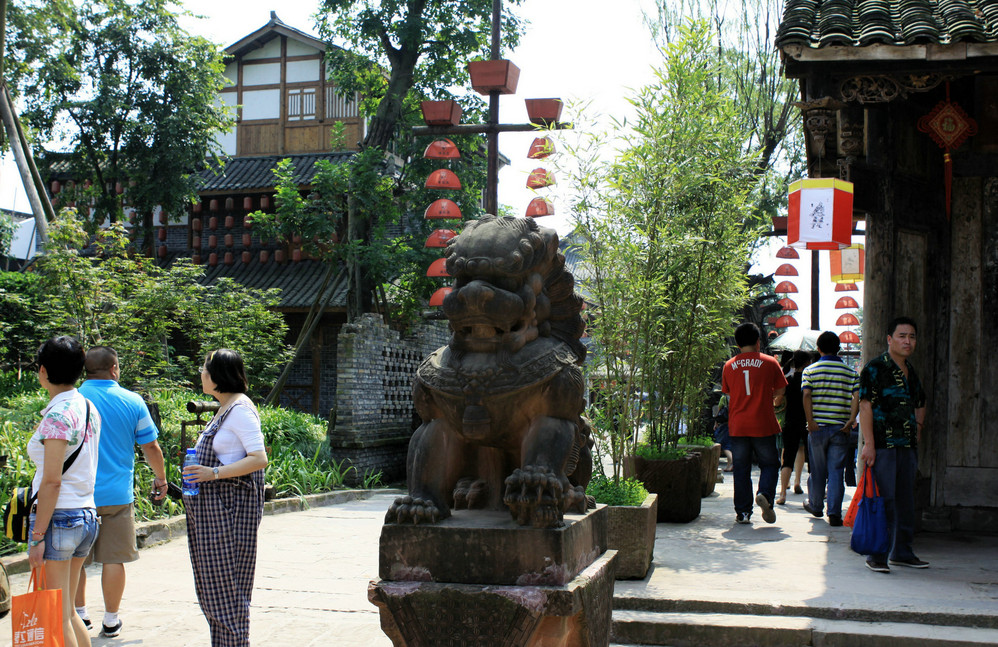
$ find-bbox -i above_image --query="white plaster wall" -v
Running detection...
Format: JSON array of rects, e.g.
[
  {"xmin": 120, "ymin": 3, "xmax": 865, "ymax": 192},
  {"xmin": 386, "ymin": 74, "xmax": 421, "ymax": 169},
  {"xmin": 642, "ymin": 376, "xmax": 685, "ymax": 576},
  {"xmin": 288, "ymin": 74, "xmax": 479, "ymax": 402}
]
[
  {"xmin": 242, "ymin": 63, "xmax": 281, "ymax": 86},
  {"xmin": 244, "ymin": 38, "xmax": 281, "ymax": 60},
  {"xmin": 241, "ymin": 89, "xmax": 281, "ymax": 120},
  {"xmin": 286, "ymin": 59, "xmax": 320, "ymax": 83},
  {"xmin": 223, "ymin": 62, "xmax": 238, "ymax": 85},
  {"xmin": 287, "ymin": 40, "xmax": 320, "ymax": 57}
]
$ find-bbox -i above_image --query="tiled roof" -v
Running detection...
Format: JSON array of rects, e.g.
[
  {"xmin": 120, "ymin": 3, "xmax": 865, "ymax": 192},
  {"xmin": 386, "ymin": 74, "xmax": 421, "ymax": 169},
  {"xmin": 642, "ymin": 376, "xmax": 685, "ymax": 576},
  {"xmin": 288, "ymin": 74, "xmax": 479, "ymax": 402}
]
[
  {"xmin": 197, "ymin": 153, "xmax": 355, "ymax": 194},
  {"xmin": 776, "ymin": 0, "xmax": 998, "ymax": 48},
  {"xmin": 195, "ymin": 256, "xmax": 349, "ymax": 310}
]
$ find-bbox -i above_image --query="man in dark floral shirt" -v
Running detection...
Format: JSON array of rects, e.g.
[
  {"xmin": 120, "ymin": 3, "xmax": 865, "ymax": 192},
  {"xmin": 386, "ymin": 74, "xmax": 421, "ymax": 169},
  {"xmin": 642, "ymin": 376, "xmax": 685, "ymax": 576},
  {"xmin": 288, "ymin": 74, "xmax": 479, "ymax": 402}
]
[{"xmin": 858, "ymin": 316, "xmax": 926, "ymax": 573}]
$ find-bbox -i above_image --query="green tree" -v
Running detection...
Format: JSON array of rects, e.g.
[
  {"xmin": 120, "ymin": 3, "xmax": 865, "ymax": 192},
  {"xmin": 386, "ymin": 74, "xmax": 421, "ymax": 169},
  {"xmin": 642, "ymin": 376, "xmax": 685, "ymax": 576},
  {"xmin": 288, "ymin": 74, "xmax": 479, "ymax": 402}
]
[
  {"xmin": 5, "ymin": 0, "xmax": 233, "ymax": 251},
  {"xmin": 28, "ymin": 212, "xmax": 291, "ymax": 394},
  {"xmin": 564, "ymin": 21, "xmax": 760, "ymax": 476}
]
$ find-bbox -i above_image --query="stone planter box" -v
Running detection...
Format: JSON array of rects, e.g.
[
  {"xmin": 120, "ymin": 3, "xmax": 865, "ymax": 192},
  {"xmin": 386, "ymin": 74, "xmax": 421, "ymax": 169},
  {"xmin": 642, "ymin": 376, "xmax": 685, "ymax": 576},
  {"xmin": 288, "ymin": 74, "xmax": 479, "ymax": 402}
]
[
  {"xmin": 677, "ymin": 442, "xmax": 722, "ymax": 497},
  {"xmin": 624, "ymin": 453, "xmax": 702, "ymax": 523},
  {"xmin": 606, "ymin": 493, "xmax": 658, "ymax": 579}
]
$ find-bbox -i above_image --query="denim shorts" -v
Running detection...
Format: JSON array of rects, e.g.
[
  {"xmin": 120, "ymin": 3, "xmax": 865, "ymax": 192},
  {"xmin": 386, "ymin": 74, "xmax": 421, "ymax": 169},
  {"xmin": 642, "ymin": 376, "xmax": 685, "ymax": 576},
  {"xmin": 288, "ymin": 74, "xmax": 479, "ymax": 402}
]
[{"xmin": 30, "ymin": 508, "xmax": 99, "ymax": 561}]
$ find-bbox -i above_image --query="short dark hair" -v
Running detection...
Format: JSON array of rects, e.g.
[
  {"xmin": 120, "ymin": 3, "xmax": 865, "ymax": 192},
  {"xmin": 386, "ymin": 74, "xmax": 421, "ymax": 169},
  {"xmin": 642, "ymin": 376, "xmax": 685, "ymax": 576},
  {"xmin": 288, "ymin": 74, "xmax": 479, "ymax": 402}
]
[
  {"xmin": 888, "ymin": 316, "xmax": 917, "ymax": 337},
  {"xmin": 36, "ymin": 336, "xmax": 86, "ymax": 385},
  {"xmin": 203, "ymin": 348, "xmax": 248, "ymax": 394},
  {"xmin": 817, "ymin": 331, "xmax": 840, "ymax": 355},
  {"xmin": 85, "ymin": 346, "xmax": 118, "ymax": 376},
  {"xmin": 735, "ymin": 322, "xmax": 761, "ymax": 348},
  {"xmin": 793, "ymin": 350, "xmax": 811, "ymax": 369}
]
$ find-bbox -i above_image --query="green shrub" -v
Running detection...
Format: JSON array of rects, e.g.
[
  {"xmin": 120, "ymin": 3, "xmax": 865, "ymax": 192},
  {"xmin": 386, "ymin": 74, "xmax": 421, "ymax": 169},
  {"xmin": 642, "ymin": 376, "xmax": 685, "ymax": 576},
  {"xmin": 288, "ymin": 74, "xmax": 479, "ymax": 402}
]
[
  {"xmin": 586, "ymin": 475, "xmax": 649, "ymax": 507},
  {"xmin": 680, "ymin": 435, "xmax": 715, "ymax": 447},
  {"xmin": 634, "ymin": 444, "xmax": 687, "ymax": 461}
]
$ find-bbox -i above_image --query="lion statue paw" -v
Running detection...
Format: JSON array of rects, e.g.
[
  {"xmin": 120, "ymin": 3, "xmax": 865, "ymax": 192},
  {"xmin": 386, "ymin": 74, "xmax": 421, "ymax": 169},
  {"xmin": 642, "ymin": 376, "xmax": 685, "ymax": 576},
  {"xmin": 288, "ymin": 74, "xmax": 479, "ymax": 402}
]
[
  {"xmin": 385, "ymin": 495, "xmax": 444, "ymax": 525},
  {"xmin": 503, "ymin": 466, "xmax": 572, "ymax": 529},
  {"xmin": 453, "ymin": 478, "xmax": 489, "ymax": 510}
]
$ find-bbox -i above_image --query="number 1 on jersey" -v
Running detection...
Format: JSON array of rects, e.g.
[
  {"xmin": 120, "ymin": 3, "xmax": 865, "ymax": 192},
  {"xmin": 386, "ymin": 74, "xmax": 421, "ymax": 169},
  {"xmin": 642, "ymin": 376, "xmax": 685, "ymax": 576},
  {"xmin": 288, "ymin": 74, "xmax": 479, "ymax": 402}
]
[{"xmin": 743, "ymin": 370, "xmax": 751, "ymax": 396}]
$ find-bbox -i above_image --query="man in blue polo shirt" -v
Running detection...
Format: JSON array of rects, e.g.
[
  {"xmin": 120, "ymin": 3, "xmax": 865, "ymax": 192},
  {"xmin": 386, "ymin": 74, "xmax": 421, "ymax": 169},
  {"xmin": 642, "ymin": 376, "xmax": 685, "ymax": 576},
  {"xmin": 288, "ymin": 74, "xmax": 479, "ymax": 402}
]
[
  {"xmin": 801, "ymin": 331, "xmax": 859, "ymax": 527},
  {"xmin": 76, "ymin": 347, "xmax": 167, "ymax": 637}
]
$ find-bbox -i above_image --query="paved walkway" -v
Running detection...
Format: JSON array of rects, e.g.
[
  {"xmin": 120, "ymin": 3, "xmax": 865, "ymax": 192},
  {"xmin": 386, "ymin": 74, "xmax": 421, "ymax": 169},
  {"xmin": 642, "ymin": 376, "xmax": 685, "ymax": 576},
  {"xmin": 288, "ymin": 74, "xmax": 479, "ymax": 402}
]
[{"xmin": 1, "ymin": 473, "xmax": 996, "ymax": 646}]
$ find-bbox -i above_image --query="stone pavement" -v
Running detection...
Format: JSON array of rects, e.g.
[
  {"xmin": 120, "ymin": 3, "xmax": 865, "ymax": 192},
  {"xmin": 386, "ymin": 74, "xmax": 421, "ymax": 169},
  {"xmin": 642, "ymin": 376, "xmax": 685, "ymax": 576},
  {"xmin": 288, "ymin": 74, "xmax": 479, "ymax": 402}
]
[{"xmin": 0, "ymin": 473, "xmax": 996, "ymax": 646}]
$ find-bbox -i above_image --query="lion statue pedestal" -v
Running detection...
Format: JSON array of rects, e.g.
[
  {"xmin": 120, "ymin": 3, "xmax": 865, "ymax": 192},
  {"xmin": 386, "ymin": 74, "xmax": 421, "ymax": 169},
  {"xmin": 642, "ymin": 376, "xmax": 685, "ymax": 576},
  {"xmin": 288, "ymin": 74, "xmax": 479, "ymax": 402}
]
[{"xmin": 370, "ymin": 215, "xmax": 615, "ymax": 646}]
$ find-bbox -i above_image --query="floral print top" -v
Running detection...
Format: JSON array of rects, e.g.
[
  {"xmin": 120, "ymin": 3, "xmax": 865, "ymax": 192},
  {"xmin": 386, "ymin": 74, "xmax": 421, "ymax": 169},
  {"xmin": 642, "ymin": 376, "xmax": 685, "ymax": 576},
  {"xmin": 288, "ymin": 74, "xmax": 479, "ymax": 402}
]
[{"xmin": 27, "ymin": 389, "xmax": 101, "ymax": 509}]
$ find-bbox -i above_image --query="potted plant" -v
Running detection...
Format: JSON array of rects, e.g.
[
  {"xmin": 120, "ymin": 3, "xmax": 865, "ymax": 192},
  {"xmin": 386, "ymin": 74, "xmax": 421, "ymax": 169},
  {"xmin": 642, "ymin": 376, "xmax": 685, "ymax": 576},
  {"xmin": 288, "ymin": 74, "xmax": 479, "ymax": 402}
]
[
  {"xmin": 525, "ymin": 98, "xmax": 563, "ymax": 126},
  {"xmin": 420, "ymin": 100, "xmax": 462, "ymax": 127},
  {"xmin": 676, "ymin": 435, "xmax": 722, "ymax": 497},
  {"xmin": 586, "ymin": 475, "xmax": 657, "ymax": 579},
  {"xmin": 467, "ymin": 59, "xmax": 520, "ymax": 95},
  {"xmin": 624, "ymin": 445, "xmax": 702, "ymax": 523}
]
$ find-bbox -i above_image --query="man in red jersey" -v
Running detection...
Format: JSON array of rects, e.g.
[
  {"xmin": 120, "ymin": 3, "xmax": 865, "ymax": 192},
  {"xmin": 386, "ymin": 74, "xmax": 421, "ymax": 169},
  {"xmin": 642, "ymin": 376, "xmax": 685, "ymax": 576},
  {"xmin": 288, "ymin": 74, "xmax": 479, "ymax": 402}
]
[{"xmin": 722, "ymin": 323, "xmax": 787, "ymax": 524}]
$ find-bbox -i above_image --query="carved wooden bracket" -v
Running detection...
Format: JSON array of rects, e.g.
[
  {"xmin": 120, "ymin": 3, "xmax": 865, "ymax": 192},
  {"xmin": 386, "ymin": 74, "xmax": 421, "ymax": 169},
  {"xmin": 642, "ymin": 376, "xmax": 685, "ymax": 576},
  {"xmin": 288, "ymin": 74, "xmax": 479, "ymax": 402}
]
[{"xmin": 839, "ymin": 73, "xmax": 948, "ymax": 104}]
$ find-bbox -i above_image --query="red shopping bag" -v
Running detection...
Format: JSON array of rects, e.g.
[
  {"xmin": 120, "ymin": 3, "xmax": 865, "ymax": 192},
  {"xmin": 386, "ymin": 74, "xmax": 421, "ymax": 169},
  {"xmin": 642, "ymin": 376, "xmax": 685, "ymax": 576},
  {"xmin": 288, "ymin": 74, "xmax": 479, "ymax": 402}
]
[
  {"xmin": 844, "ymin": 465, "xmax": 878, "ymax": 528},
  {"xmin": 11, "ymin": 567, "xmax": 63, "ymax": 647}
]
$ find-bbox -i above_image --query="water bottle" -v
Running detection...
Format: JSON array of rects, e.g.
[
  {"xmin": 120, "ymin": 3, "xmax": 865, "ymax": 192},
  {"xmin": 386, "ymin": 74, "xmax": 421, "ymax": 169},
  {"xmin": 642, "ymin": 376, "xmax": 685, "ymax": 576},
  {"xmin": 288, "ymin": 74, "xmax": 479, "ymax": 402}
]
[{"xmin": 183, "ymin": 448, "xmax": 199, "ymax": 496}]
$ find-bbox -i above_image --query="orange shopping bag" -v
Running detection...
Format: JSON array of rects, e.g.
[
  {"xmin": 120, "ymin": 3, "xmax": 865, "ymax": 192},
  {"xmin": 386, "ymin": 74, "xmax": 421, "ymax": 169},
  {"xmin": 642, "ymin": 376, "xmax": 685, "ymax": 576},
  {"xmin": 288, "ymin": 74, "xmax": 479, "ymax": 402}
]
[
  {"xmin": 11, "ymin": 566, "xmax": 63, "ymax": 647},
  {"xmin": 844, "ymin": 465, "xmax": 878, "ymax": 528}
]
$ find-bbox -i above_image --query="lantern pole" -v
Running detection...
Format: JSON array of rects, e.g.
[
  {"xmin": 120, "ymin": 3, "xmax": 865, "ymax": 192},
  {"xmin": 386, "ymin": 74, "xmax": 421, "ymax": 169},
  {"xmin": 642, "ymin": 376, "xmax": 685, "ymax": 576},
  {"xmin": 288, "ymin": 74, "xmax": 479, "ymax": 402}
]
[{"xmin": 811, "ymin": 250, "xmax": 820, "ymax": 330}]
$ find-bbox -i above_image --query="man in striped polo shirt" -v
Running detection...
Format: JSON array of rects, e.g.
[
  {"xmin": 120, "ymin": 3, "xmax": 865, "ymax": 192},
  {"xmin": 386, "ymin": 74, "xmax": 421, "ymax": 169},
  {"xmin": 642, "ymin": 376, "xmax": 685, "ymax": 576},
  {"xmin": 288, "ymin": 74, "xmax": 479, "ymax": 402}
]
[{"xmin": 801, "ymin": 331, "xmax": 859, "ymax": 526}]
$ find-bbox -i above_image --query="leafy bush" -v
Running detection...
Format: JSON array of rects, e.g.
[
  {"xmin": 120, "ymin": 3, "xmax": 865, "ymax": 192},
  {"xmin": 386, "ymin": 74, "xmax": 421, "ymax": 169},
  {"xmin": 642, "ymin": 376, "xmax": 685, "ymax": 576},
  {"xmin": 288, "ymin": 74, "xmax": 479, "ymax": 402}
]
[
  {"xmin": 634, "ymin": 444, "xmax": 688, "ymax": 461},
  {"xmin": 680, "ymin": 435, "xmax": 716, "ymax": 447},
  {"xmin": 586, "ymin": 475, "xmax": 649, "ymax": 507}
]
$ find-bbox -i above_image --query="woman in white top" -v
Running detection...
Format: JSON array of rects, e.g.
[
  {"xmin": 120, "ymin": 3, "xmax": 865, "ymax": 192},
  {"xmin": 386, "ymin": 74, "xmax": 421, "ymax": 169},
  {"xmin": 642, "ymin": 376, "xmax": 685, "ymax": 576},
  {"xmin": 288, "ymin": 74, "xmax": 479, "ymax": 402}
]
[
  {"xmin": 28, "ymin": 336, "xmax": 101, "ymax": 647},
  {"xmin": 182, "ymin": 349, "xmax": 268, "ymax": 647}
]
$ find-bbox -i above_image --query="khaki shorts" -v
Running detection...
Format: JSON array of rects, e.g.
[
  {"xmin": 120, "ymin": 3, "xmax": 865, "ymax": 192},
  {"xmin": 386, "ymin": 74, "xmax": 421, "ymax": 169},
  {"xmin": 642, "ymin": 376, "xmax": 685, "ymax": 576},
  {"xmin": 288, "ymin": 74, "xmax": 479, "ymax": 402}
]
[{"xmin": 91, "ymin": 503, "xmax": 139, "ymax": 564}]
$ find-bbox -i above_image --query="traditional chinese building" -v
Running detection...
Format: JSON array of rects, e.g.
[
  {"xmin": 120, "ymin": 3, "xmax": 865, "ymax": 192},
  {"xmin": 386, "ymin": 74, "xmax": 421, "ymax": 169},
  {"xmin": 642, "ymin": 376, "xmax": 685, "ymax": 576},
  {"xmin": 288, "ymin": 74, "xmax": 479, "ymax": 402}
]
[{"xmin": 777, "ymin": 1, "xmax": 998, "ymax": 531}]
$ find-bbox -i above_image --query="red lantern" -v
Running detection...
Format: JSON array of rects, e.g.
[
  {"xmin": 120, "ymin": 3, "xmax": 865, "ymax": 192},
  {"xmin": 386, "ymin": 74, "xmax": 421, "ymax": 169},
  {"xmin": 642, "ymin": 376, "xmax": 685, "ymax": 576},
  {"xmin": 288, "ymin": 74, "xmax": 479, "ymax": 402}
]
[
  {"xmin": 259, "ymin": 250, "xmax": 269, "ymax": 263},
  {"xmin": 775, "ymin": 263, "xmax": 798, "ymax": 276},
  {"xmin": 788, "ymin": 178, "xmax": 853, "ymax": 250},
  {"xmin": 208, "ymin": 235, "xmax": 218, "ymax": 248},
  {"xmin": 467, "ymin": 59, "xmax": 520, "ymax": 95},
  {"xmin": 424, "ymin": 229, "xmax": 457, "ymax": 248},
  {"xmin": 424, "ymin": 199, "xmax": 462, "ymax": 220},
  {"xmin": 260, "ymin": 196, "xmax": 271, "ymax": 210},
  {"xmin": 192, "ymin": 253, "xmax": 202, "ymax": 264},
  {"xmin": 242, "ymin": 233, "xmax": 252, "ymax": 247},
  {"xmin": 157, "ymin": 245, "xmax": 167, "ymax": 258},
  {"xmin": 527, "ymin": 137, "xmax": 556, "ymax": 159},
  {"xmin": 209, "ymin": 199, "xmax": 219, "ymax": 213},
  {"xmin": 836, "ymin": 313, "xmax": 860, "ymax": 326},
  {"xmin": 192, "ymin": 218, "xmax": 203, "ymax": 233},
  {"xmin": 192, "ymin": 236, "xmax": 201, "ymax": 249},
  {"xmin": 241, "ymin": 251, "xmax": 252, "ymax": 264},
  {"xmin": 429, "ymin": 287, "xmax": 452, "ymax": 307},
  {"xmin": 525, "ymin": 197, "xmax": 554, "ymax": 218},
  {"xmin": 225, "ymin": 215, "xmax": 235, "ymax": 228},
  {"xmin": 208, "ymin": 252, "xmax": 218, "ymax": 266},
  {"xmin": 243, "ymin": 197, "xmax": 254, "ymax": 211},
  {"xmin": 425, "ymin": 169, "xmax": 462, "ymax": 190},
  {"xmin": 224, "ymin": 234, "xmax": 233, "ymax": 248},
  {"xmin": 208, "ymin": 216, "xmax": 218, "ymax": 230},
  {"xmin": 51, "ymin": 180, "xmax": 62, "ymax": 195},
  {"xmin": 423, "ymin": 139, "xmax": 461, "ymax": 159},
  {"xmin": 830, "ymin": 244, "xmax": 865, "ymax": 284},
  {"xmin": 840, "ymin": 331, "xmax": 861, "ymax": 344},
  {"xmin": 775, "ymin": 246, "xmax": 799, "ymax": 259},
  {"xmin": 778, "ymin": 298, "xmax": 798, "ymax": 311},
  {"xmin": 225, "ymin": 197, "xmax": 235, "ymax": 212},
  {"xmin": 426, "ymin": 258, "xmax": 450, "ymax": 277},
  {"xmin": 775, "ymin": 281, "xmax": 798, "ymax": 293},
  {"xmin": 157, "ymin": 228, "xmax": 167, "ymax": 241},
  {"xmin": 526, "ymin": 168, "xmax": 555, "ymax": 189},
  {"xmin": 774, "ymin": 315, "xmax": 799, "ymax": 328},
  {"xmin": 835, "ymin": 296, "xmax": 859, "ymax": 309},
  {"xmin": 275, "ymin": 249, "xmax": 285, "ymax": 263},
  {"xmin": 835, "ymin": 283, "xmax": 858, "ymax": 292},
  {"xmin": 224, "ymin": 252, "xmax": 234, "ymax": 265}
]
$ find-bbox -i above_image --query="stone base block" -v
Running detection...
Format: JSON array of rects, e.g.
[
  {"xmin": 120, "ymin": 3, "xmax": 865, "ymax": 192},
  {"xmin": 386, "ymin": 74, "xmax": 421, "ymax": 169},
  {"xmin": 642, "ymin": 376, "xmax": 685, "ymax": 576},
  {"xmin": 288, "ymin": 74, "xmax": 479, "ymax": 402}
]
[
  {"xmin": 369, "ymin": 549, "xmax": 617, "ymax": 647},
  {"xmin": 380, "ymin": 506, "xmax": 608, "ymax": 586}
]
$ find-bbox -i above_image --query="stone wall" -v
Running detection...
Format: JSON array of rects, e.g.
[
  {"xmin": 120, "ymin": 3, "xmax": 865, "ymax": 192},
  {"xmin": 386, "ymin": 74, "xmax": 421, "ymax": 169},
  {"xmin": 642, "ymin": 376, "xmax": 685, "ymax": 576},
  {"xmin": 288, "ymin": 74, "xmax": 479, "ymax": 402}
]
[{"xmin": 328, "ymin": 313, "xmax": 448, "ymax": 484}]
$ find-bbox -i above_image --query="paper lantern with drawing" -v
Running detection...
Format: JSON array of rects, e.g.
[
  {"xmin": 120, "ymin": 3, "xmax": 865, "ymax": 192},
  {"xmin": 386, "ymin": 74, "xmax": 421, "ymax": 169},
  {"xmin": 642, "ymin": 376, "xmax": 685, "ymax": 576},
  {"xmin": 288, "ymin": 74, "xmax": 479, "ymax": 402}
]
[
  {"xmin": 836, "ymin": 313, "xmax": 860, "ymax": 326},
  {"xmin": 429, "ymin": 287, "xmax": 452, "ymax": 307},
  {"xmin": 788, "ymin": 178, "xmax": 853, "ymax": 250},
  {"xmin": 776, "ymin": 246, "xmax": 800, "ymax": 259},
  {"xmin": 835, "ymin": 283, "xmax": 858, "ymax": 292},
  {"xmin": 426, "ymin": 258, "xmax": 450, "ymax": 277},
  {"xmin": 830, "ymin": 244, "xmax": 865, "ymax": 284},
  {"xmin": 835, "ymin": 296, "xmax": 859, "ymax": 309},
  {"xmin": 775, "ymin": 281, "xmax": 798, "ymax": 294},
  {"xmin": 840, "ymin": 331, "xmax": 861, "ymax": 344},
  {"xmin": 778, "ymin": 298, "xmax": 798, "ymax": 311},
  {"xmin": 774, "ymin": 315, "xmax": 799, "ymax": 328},
  {"xmin": 775, "ymin": 263, "xmax": 798, "ymax": 276}
]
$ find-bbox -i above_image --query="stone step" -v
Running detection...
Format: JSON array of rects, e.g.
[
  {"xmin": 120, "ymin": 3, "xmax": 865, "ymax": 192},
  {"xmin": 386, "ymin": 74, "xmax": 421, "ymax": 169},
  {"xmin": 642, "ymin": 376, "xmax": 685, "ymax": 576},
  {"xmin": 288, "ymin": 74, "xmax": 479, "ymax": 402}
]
[{"xmin": 612, "ymin": 609, "xmax": 998, "ymax": 647}]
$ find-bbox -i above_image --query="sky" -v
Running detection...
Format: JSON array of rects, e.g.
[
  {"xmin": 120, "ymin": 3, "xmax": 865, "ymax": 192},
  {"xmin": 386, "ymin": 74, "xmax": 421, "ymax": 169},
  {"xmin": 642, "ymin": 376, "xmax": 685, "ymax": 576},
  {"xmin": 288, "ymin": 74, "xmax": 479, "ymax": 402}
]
[{"xmin": 0, "ymin": 0, "xmax": 863, "ymax": 332}]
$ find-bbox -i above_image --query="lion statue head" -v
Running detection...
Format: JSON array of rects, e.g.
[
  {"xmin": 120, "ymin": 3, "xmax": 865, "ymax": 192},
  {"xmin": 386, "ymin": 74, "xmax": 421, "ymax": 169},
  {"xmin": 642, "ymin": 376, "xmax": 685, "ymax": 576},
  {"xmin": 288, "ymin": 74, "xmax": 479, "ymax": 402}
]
[{"xmin": 442, "ymin": 215, "xmax": 586, "ymax": 360}]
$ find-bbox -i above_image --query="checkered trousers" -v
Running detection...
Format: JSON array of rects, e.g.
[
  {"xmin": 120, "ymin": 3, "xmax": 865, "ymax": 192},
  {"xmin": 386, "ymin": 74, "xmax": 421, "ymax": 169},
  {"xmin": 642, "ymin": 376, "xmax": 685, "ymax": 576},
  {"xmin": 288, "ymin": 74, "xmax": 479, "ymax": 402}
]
[{"xmin": 184, "ymin": 402, "xmax": 265, "ymax": 647}]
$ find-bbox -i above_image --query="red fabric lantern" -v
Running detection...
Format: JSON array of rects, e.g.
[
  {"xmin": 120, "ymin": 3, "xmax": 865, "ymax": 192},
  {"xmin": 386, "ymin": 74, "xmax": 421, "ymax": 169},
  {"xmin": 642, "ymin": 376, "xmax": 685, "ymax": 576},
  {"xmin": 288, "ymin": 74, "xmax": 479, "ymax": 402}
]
[
  {"xmin": 525, "ymin": 197, "xmax": 554, "ymax": 218},
  {"xmin": 830, "ymin": 244, "xmax": 865, "ymax": 284},
  {"xmin": 526, "ymin": 168, "xmax": 555, "ymax": 189},
  {"xmin": 836, "ymin": 313, "xmax": 860, "ymax": 326},
  {"xmin": 778, "ymin": 298, "xmax": 798, "ymax": 311},
  {"xmin": 775, "ymin": 281, "xmax": 798, "ymax": 293},
  {"xmin": 424, "ymin": 199, "xmax": 463, "ymax": 220},
  {"xmin": 424, "ymin": 229, "xmax": 457, "ymax": 248},
  {"xmin": 788, "ymin": 178, "xmax": 853, "ymax": 250},
  {"xmin": 775, "ymin": 246, "xmax": 799, "ymax": 259},
  {"xmin": 429, "ymin": 287, "xmax": 452, "ymax": 307},
  {"xmin": 774, "ymin": 315, "xmax": 799, "ymax": 328},
  {"xmin": 426, "ymin": 258, "xmax": 450, "ymax": 277},
  {"xmin": 775, "ymin": 263, "xmax": 798, "ymax": 276},
  {"xmin": 527, "ymin": 137, "xmax": 556, "ymax": 159},
  {"xmin": 835, "ymin": 283, "xmax": 858, "ymax": 292},
  {"xmin": 835, "ymin": 296, "xmax": 859, "ymax": 309},
  {"xmin": 423, "ymin": 139, "xmax": 461, "ymax": 160},
  {"xmin": 425, "ymin": 169, "xmax": 462, "ymax": 190},
  {"xmin": 840, "ymin": 331, "xmax": 861, "ymax": 344}
]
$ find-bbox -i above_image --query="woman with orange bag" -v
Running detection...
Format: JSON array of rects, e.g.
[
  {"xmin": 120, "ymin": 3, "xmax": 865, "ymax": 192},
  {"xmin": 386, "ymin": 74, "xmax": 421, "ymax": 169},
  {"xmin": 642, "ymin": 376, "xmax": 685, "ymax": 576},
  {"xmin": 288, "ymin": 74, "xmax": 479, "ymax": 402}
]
[{"xmin": 27, "ymin": 336, "xmax": 101, "ymax": 647}]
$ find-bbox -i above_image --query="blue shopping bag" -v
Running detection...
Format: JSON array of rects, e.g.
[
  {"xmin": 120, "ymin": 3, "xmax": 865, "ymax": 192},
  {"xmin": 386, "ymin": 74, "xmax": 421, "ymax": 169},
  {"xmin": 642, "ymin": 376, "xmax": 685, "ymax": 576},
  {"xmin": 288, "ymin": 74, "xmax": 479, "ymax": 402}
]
[{"xmin": 850, "ymin": 466, "xmax": 889, "ymax": 555}]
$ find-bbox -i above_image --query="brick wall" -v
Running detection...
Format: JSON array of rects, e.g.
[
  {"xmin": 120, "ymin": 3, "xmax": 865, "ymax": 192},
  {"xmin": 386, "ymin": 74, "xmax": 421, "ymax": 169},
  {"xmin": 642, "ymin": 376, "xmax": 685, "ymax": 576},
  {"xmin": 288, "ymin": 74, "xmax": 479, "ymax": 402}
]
[{"xmin": 328, "ymin": 313, "xmax": 448, "ymax": 484}]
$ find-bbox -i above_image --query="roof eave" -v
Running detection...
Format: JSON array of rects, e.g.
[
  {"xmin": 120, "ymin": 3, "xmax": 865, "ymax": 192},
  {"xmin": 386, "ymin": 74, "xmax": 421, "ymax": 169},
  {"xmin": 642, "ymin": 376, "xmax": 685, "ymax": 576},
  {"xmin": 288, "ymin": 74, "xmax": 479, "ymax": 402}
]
[
  {"xmin": 225, "ymin": 13, "xmax": 329, "ymax": 59},
  {"xmin": 780, "ymin": 41, "xmax": 998, "ymax": 65}
]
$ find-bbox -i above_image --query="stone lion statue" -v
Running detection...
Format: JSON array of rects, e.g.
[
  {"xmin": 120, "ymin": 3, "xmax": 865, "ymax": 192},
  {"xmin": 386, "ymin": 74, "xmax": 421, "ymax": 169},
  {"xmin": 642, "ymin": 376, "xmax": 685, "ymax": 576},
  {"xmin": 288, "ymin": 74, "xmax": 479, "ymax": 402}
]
[{"xmin": 386, "ymin": 215, "xmax": 592, "ymax": 529}]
